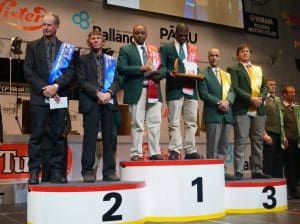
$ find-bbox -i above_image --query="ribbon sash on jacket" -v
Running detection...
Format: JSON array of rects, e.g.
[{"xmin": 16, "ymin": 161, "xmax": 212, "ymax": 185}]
[
  {"xmin": 182, "ymin": 44, "xmax": 199, "ymax": 96},
  {"xmin": 246, "ymin": 64, "xmax": 263, "ymax": 112},
  {"xmin": 48, "ymin": 42, "xmax": 75, "ymax": 84},
  {"xmin": 146, "ymin": 44, "xmax": 160, "ymax": 103},
  {"xmin": 220, "ymin": 70, "xmax": 231, "ymax": 100},
  {"xmin": 102, "ymin": 54, "xmax": 116, "ymax": 92}
]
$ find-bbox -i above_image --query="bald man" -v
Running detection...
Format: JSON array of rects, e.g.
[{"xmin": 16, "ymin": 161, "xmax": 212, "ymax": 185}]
[
  {"xmin": 117, "ymin": 24, "xmax": 165, "ymax": 161},
  {"xmin": 198, "ymin": 48, "xmax": 235, "ymax": 179}
]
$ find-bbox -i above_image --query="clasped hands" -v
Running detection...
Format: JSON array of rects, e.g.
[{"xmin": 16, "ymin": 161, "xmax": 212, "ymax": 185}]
[
  {"xmin": 250, "ymin": 96, "xmax": 263, "ymax": 108},
  {"xmin": 42, "ymin": 84, "xmax": 60, "ymax": 103},
  {"xmin": 97, "ymin": 91, "xmax": 111, "ymax": 105},
  {"xmin": 141, "ymin": 65, "xmax": 161, "ymax": 81},
  {"xmin": 218, "ymin": 100, "xmax": 230, "ymax": 112}
]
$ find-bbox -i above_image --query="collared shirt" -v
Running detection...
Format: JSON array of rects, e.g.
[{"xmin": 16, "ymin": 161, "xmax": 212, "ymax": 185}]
[
  {"xmin": 174, "ymin": 39, "xmax": 187, "ymax": 59},
  {"xmin": 210, "ymin": 66, "xmax": 221, "ymax": 84},
  {"xmin": 135, "ymin": 42, "xmax": 147, "ymax": 64},
  {"xmin": 240, "ymin": 61, "xmax": 252, "ymax": 71}
]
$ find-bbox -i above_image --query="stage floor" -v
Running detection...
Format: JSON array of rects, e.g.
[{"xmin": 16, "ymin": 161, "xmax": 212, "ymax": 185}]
[{"xmin": 1, "ymin": 199, "xmax": 300, "ymax": 224}]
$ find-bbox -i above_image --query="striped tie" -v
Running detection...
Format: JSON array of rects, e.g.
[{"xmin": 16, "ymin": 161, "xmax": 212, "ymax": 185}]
[{"xmin": 46, "ymin": 42, "xmax": 53, "ymax": 70}]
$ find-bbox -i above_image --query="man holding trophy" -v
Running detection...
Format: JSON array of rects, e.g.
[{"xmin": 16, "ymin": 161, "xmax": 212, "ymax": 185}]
[{"xmin": 117, "ymin": 24, "xmax": 165, "ymax": 161}]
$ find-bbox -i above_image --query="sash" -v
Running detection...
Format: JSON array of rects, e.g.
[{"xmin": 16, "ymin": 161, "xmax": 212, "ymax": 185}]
[
  {"xmin": 102, "ymin": 54, "xmax": 116, "ymax": 93},
  {"xmin": 247, "ymin": 65, "xmax": 263, "ymax": 112},
  {"xmin": 292, "ymin": 105, "xmax": 300, "ymax": 148},
  {"xmin": 48, "ymin": 42, "xmax": 75, "ymax": 84},
  {"xmin": 275, "ymin": 97, "xmax": 285, "ymax": 149},
  {"xmin": 219, "ymin": 69, "xmax": 231, "ymax": 100},
  {"xmin": 146, "ymin": 44, "xmax": 161, "ymax": 103}
]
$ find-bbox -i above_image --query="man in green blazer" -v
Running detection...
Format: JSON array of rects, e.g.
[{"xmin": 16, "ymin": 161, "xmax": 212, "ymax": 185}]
[
  {"xmin": 117, "ymin": 24, "xmax": 165, "ymax": 161},
  {"xmin": 160, "ymin": 23, "xmax": 201, "ymax": 160},
  {"xmin": 228, "ymin": 44, "xmax": 269, "ymax": 180},
  {"xmin": 198, "ymin": 48, "xmax": 235, "ymax": 179}
]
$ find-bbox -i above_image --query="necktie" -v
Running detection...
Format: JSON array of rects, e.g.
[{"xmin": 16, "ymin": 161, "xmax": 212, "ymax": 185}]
[
  {"xmin": 179, "ymin": 44, "xmax": 185, "ymax": 60},
  {"xmin": 46, "ymin": 42, "xmax": 53, "ymax": 70},
  {"xmin": 141, "ymin": 46, "xmax": 148, "ymax": 64},
  {"xmin": 96, "ymin": 55, "xmax": 104, "ymax": 88},
  {"xmin": 215, "ymin": 68, "xmax": 221, "ymax": 84},
  {"xmin": 246, "ymin": 64, "xmax": 254, "ymax": 80}
]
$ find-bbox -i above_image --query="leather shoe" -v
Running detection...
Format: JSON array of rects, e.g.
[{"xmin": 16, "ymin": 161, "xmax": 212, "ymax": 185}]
[
  {"xmin": 28, "ymin": 172, "xmax": 39, "ymax": 185},
  {"xmin": 233, "ymin": 172, "xmax": 243, "ymax": 180},
  {"xmin": 252, "ymin": 172, "xmax": 271, "ymax": 179},
  {"xmin": 149, "ymin": 154, "xmax": 164, "ymax": 160},
  {"xmin": 225, "ymin": 173, "xmax": 235, "ymax": 181},
  {"xmin": 83, "ymin": 174, "xmax": 96, "ymax": 183},
  {"xmin": 50, "ymin": 175, "xmax": 67, "ymax": 183},
  {"xmin": 184, "ymin": 152, "xmax": 203, "ymax": 159},
  {"xmin": 103, "ymin": 173, "xmax": 120, "ymax": 181},
  {"xmin": 131, "ymin": 155, "xmax": 142, "ymax": 161},
  {"xmin": 168, "ymin": 151, "xmax": 179, "ymax": 160}
]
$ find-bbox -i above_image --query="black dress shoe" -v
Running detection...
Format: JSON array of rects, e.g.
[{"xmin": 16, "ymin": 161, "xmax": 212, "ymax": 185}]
[
  {"xmin": 233, "ymin": 172, "xmax": 243, "ymax": 180},
  {"xmin": 103, "ymin": 173, "xmax": 120, "ymax": 181},
  {"xmin": 50, "ymin": 175, "xmax": 68, "ymax": 183},
  {"xmin": 184, "ymin": 152, "xmax": 203, "ymax": 159},
  {"xmin": 225, "ymin": 173, "xmax": 235, "ymax": 181},
  {"xmin": 131, "ymin": 155, "xmax": 142, "ymax": 161},
  {"xmin": 83, "ymin": 174, "xmax": 96, "ymax": 183},
  {"xmin": 252, "ymin": 172, "xmax": 271, "ymax": 179},
  {"xmin": 28, "ymin": 172, "xmax": 39, "ymax": 185},
  {"xmin": 168, "ymin": 151, "xmax": 179, "ymax": 160},
  {"xmin": 149, "ymin": 154, "xmax": 164, "ymax": 160}
]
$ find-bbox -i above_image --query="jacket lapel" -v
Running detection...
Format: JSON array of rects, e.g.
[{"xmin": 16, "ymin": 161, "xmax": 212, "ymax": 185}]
[
  {"xmin": 87, "ymin": 52, "xmax": 97, "ymax": 79},
  {"xmin": 238, "ymin": 63, "xmax": 251, "ymax": 87},
  {"xmin": 170, "ymin": 42, "xmax": 179, "ymax": 58},
  {"xmin": 208, "ymin": 67, "xmax": 221, "ymax": 88},
  {"xmin": 37, "ymin": 38, "xmax": 49, "ymax": 73},
  {"xmin": 131, "ymin": 43, "xmax": 142, "ymax": 65}
]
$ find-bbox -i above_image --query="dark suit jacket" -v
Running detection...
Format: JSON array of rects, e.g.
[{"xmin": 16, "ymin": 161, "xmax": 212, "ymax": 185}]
[
  {"xmin": 228, "ymin": 63, "xmax": 267, "ymax": 116},
  {"xmin": 117, "ymin": 43, "xmax": 164, "ymax": 104},
  {"xmin": 77, "ymin": 52, "xmax": 120, "ymax": 113},
  {"xmin": 23, "ymin": 37, "xmax": 74, "ymax": 106},
  {"xmin": 198, "ymin": 67, "xmax": 235, "ymax": 123},
  {"xmin": 160, "ymin": 42, "xmax": 198, "ymax": 101}
]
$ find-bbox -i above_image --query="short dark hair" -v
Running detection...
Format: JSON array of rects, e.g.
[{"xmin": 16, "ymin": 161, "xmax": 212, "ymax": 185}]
[
  {"xmin": 282, "ymin": 85, "xmax": 295, "ymax": 95},
  {"xmin": 236, "ymin": 44, "xmax": 252, "ymax": 56}
]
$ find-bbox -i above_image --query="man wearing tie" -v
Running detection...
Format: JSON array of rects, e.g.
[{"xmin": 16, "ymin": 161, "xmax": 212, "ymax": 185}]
[
  {"xmin": 117, "ymin": 24, "xmax": 164, "ymax": 161},
  {"xmin": 228, "ymin": 44, "xmax": 270, "ymax": 180},
  {"xmin": 160, "ymin": 23, "xmax": 202, "ymax": 160},
  {"xmin": 198, "ymin": 48, "xmax": 235, "ymax": 179}
]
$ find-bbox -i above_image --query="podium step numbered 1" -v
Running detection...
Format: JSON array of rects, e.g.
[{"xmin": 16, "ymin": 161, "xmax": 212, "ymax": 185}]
[{"xmin": 27, "ymin": 160, "xmax": 287, "ymax": 224}]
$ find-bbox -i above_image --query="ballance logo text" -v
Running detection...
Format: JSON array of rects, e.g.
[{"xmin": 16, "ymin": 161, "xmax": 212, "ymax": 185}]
[{"xmin": 0, "ymin": 0, "xmax": 47, "ymax": 31}]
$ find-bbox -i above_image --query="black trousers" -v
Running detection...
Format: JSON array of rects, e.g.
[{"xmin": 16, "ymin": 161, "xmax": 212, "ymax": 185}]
[
  {"xmin": 284, "ymin": 139, "xmax": 300, "ymax": 194},
  {"xmin": 81, "ymin": 104, "xmax": 116, "ymax": 177},
  {"xmin": 262, "ymin": 132, "xmax": 284, "ymax": 178},
  {"xmin": 28, "ymin": 105, "xmax": 67, "ymax": 174}
]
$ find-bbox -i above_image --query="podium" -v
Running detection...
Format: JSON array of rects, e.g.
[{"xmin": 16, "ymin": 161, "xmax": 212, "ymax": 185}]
[{"xmin": 27, "ymin": 160, "xmax": 288, "ymax": 224}]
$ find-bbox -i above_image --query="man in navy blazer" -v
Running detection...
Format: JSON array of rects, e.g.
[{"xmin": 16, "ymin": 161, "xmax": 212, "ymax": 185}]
[
  {"xmin": 77, "ymin": 30, "xmax": 121, "ymax": 182},
  {"xmin": 24, "ymin": 13, "xmax": 74, "ymax": 184}
]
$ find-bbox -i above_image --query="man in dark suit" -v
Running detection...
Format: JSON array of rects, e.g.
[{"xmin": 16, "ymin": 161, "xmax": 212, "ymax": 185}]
[
  {"xmin": 117, "ymin": 24, "xmax": 164, "ymax": 161},
  {"xmin": 77, "ymin": 30, "xmax": 120, "ymax": 182},
  {"xmin": 160, "ymin": 23, "xmax": 201, "ymax": 160},
  {"xmin": 198, "ymin": 48, "xmax": 235, "ymax": 179},
  {"xmin": 24, "ymin": 13, "xmax": 74, "ymax": 184},
  {"xmin": 228, "ymin": 44, "xmax": 270, "ymax": 180}
]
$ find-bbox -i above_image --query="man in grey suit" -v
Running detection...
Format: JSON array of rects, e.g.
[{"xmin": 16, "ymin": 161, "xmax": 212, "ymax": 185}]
[
  {"xmin": 24, "ymin": 13, "xmax": 74, "ymax": 184},
  {"xmin": 77, "ymin": 30, "xmax": 121, "ymax": 182},
  {"xmin": 117, "ymin": 24, "xmax": 164, "ymax": 161},
  {"xmin": 198, "ymin": 48, "xmax": 234, "ymax": 180},
  {"xmin": 228, "ymin": 44, "xmax": 270, "ymax": 180}
]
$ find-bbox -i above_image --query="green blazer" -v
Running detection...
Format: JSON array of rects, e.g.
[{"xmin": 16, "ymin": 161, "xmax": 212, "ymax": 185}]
[
  {"xmin": 117, "ymin": 43, "xmax": 164, "ymax": 104},
  {"xmin": 160, "ymin": 42, "xmax": 198, "ymax": 101},
  {"xmin": 228, "ymin": 63, "xmax": 267, "ymax": 116},
  {"xmin": 198, "ymin": 67, "xmax": 235, "ymax": 123}
]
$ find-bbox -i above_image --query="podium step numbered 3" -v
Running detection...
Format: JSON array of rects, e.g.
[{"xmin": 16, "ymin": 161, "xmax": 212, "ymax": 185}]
[{"xmin": 27, "ymin": 160, "xmax": 287, "ymax": 224}]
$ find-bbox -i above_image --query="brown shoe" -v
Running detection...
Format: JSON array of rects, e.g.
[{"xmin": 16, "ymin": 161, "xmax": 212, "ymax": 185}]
[
  {"xmin": 83, "ymin": 174, "xmax": 95, "ymax": 183},
  {"xmin": 103, "ymin": 173, "xmax": 120, "ymax": 181},
  {"xmin": 131, "ymin": 155, "xmax": 142, "ymax": 161},
  {"xmin": 149, "ymin": 154, "xmax": 164, "ymax": 160}
]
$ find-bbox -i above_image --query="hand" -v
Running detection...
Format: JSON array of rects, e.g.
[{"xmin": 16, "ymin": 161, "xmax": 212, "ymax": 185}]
[
  {"xmin": 140, "ymin": 65, "xmax": 152, "ymax": 72},
  {"xmin": 263, "ymin": 134, "xmax": 273, "ymax": 145},
  {"xmin": 52, "ymin": 94, "xmax": 60, "ymax": 104},
  {"xmin": 97, "ymin": 91, "xmax": 111, "ymax": 104},
  {"xmin": 218, "ymin": 100, "xmax": 230, "ymax": 112},
  {"xmin": 284, "ymin": 137, "xmax": 289, "ymax": 149},
  {"xmin": 42, "ymin": 84, "xmax": 58, "ymax": 98},
  {"xmin": 250, "ymin": 96, "xmax": 262, "ymax": 108}
]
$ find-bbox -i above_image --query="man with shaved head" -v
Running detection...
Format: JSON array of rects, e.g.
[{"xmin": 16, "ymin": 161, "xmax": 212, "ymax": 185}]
[
  {"xmin": 198, "ymin": 48, "xmax": 235, "ymax": 179},
  {"xmin": 117, "ymin": 24, "xmax": 165, "ymax": 161}
]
